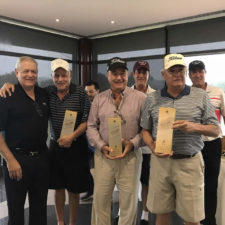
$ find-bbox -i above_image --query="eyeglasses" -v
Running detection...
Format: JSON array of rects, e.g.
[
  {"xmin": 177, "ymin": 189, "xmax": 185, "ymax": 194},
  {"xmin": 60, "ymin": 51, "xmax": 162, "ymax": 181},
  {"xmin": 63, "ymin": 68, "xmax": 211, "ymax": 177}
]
[
  {"xmin": 167, "ymin": 67, "xmax": 185, "ymax": 76},
  {"xmin": 114, "ymin": 109, "xmax": 126, "ymax": 124}
]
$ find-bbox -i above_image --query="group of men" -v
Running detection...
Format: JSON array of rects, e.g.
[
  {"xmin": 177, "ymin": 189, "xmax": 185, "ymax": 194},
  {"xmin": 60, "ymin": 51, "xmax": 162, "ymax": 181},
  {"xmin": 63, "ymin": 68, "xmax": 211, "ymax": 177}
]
[{"xmin": 0, "ymin": 53, "xmax": 223, "ymax": 225}]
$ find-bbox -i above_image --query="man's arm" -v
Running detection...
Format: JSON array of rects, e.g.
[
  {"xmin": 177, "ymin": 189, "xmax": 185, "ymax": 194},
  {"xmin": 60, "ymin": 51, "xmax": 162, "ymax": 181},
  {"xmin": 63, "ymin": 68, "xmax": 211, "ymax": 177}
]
[
  {"xmin": 173, "ymin": 120, "xmax": 220, "ymax": 137},
  {"xmin": 0, "ymin": 133, "xmax": 22, "ymax": 180},
  {"xmin": 0, "ymin": 83, "xmax": 15, "ymax": 98}
]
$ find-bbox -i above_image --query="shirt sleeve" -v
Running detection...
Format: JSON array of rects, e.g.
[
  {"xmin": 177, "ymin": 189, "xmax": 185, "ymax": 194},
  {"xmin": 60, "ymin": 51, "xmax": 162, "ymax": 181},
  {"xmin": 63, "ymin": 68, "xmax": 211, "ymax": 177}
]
[
  {"xmin": 86, "ymin": 95, "xmax": 107, "ymax": 150},
  {"xmin": 220, "ymin": 89, "xmax": 225, "ymax": 118},
  {"xmin": 80, "ymin": 88, "xmax": 91, "ymax": 123},
  {"xmin": 0, "ymin": 97, "xmax": 9, "ymax": 131},
  {"xmin": 130, "ymin": 94, "xmax": 147, "ymax": 150},
  {"xmin": 140, "ymin": 96, "xmax": 153, "ymax": 130},
  {"xmin": 202, "ymin": 92, "xmax": 219, "ymax": 126}
]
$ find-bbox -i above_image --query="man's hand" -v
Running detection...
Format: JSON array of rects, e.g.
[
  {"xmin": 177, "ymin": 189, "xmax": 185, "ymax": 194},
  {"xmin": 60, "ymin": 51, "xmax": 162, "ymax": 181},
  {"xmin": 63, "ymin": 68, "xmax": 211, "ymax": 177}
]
[
  {"xmin": 0, "ymin": 83, "xmax": 15, "ymax": 98},
  {"xmin": 57, "ymin": 133, "xmax": 75, "ymax": 148},
  {"xmin": 101, "ymin": 140, "xmax": 134, "ymax": 160},
  {"xmin": 150, "ymin": 141, "xmax": 173, "ymax": 157},
  {"xmin": 115, "ymin": 139, "xmax": 134, "ymax": 159},
  {"xmin": 173, "ymin": 120, "xmax": 196, "ymax": 133},
  {"xmin": 7, "ymin": 158, "xmax": 22, "ymax": 181},
  {"xmin": 101, "ymin": 145, "xmax": 115, "ymax": 159}
]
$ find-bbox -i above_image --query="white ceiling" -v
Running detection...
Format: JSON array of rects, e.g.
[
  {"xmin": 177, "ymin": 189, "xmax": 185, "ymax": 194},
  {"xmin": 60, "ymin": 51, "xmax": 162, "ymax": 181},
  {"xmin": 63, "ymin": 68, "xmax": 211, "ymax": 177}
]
[{"xmin": 0, "ymin": 0, "xmax": 225, "ymax": 38}]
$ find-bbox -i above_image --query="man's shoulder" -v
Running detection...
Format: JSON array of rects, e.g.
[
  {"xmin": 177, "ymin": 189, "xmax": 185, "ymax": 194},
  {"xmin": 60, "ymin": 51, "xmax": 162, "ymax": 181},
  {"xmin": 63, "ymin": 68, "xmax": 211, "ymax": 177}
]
[
  {"xmin": 207, "ymin": 85, "xmax": 224, "ymax": 94},
  {"xmin": 147, "ymin": 85, "xmax": 156, "ymax": 94},
  {"xmin": 190, "ymin": 86, "xmax": 206, "ymax": 95},
  {"xmin": 127, "ymin": 87, "xmax": 146, "ymax": 98}
]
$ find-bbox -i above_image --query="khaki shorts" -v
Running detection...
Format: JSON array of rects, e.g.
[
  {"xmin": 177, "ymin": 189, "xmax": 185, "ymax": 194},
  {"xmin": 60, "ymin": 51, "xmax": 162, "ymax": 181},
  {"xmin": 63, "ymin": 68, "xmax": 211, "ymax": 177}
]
[{"xmin": 147, "ymin": 152, "xmax": 205, "ymax": 223}]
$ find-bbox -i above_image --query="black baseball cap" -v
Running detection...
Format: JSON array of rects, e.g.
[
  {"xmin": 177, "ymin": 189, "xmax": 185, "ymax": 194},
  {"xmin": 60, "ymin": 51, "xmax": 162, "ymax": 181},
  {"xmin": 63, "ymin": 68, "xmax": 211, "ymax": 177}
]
[
  {"xmin": 107, "ymin": 57, "xmax": 128, "ymax": 72},
  {"xmin": 189, "ymin": 60, "xmax": 206, "ymax": 72}
]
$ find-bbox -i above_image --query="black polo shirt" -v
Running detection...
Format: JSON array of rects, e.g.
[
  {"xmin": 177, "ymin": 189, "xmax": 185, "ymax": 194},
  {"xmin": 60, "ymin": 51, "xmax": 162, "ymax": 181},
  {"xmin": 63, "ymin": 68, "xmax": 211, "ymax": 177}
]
[
  {"xmin": 0, "ymin": 82, "xmax": 49, "ymax": 151},
  {"xmin": 47, "ymin": 83, "xmax": 90, "ymax": 140}
]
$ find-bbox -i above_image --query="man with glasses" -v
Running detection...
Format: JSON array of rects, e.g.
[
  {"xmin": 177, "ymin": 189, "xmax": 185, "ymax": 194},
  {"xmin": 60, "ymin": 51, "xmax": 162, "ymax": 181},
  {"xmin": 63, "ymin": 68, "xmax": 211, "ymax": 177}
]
[
  {"xmin": 0, "ymin": 56, "xmax": 49, "ymax": 225},
  {"xmin": 141, "ymin": 54, "xmax": 220, "ymax": 225},
  {"xmin": 189, "ymin": 60, "xmax": 225, "ymax": 225},
  {"xmin": 87, "ymin": 57, "xmax": 146, "ymax": 225},
  {"xmin": 132, "ymin": 61, "xmax": 155, "ymax": 225}
]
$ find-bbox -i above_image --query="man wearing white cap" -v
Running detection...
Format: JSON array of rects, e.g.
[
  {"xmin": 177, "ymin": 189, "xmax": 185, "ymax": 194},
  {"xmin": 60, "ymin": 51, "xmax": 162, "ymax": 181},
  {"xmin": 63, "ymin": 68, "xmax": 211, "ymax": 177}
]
[
  {"xmin": 141, "ymin": 54, "xmax": 220, "ymax": 225},
  {"xmin": 47, "ymin": 59, "xmax": 91, "ymax": 225},
  {"xmin": 0, "ymin": 58, "xmax": 91, "ymax": 225}
]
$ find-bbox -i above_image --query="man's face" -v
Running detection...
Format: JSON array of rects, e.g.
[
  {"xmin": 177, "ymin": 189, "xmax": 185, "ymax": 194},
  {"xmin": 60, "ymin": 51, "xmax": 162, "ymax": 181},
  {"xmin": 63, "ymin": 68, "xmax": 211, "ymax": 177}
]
[
  {"xmin": 85, "ymin": 85, "xmax": 99, "ymax": 102},
  {"xmin": 189, "ymin": 69, "xmax": 206, "ymax": 88},
  {"xmin": 133, "ymin": 69, "xmax": 149, "ymax": 88},
  {"xmin": 162, "ymin": 65, "xmax": 186, "ymax": 89},
  {"xmin": 107, "ymin": 68, "xmax": 128, "ymax": 92},
  {"xmin": 15, "ymin": 60, "xmax": 38, "ymax": 89},
  {"xmin": 52, "ymin": 67, "xmax": 71, "ymax": 92}
]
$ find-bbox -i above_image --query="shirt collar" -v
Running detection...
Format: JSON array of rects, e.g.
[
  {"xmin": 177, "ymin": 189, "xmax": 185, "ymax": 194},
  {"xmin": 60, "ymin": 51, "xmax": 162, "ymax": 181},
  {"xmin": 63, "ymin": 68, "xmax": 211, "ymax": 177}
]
[
  {"xmin": 109, "ymin": 86, "xmax": 128, "ymax": 99},
  {"xmin": 161, "ymin": 84, "xmax": 190, "ymax": 99},
  {"xmin": 49, "ymin": 83, "xmax": 77, "ymax": 95}
]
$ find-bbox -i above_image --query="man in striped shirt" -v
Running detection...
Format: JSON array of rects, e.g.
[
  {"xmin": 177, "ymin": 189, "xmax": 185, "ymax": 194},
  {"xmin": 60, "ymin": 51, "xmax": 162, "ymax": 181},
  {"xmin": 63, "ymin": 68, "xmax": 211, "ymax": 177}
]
[
  {"xmin": 141, "ymin": 54, "xmax": 219, "ymax": 225},
  {"xmin": 189, "ymin": 60, "xmax": 225, "ymax": 225}
]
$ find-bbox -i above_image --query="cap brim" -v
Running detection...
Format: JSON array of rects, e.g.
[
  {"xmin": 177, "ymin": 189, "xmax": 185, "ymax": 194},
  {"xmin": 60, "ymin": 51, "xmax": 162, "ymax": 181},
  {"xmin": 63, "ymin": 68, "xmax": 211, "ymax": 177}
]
[{"xmin": 108, "ymin": 63, "xmax": 128, "ymax": 71}]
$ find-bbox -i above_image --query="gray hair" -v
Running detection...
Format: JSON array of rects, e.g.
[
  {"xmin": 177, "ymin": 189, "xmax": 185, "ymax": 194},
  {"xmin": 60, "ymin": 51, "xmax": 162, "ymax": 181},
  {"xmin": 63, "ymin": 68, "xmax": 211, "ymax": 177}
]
[{"xmin": 15, "ymin": 56, "xmax": 38, "ymax": 71}]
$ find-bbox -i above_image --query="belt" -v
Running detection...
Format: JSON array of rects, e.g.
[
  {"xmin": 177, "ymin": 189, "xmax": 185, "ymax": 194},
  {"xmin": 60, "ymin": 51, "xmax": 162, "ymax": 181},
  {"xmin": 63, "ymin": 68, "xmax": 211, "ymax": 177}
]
[
  {"xmin": 13, "ymin": 148, "xmax": 43, "ymax": 157},
  {"xmin": 171, "ymin": 153, "xmax": 197, "ymax": 159}
]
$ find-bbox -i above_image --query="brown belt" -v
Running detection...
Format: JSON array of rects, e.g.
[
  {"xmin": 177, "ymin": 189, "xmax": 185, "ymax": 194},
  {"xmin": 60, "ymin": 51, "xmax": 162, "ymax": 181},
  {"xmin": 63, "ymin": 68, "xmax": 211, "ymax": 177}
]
[{"xmin": 171, "ymin": 153, "xmax": 197, "ymax": 159}]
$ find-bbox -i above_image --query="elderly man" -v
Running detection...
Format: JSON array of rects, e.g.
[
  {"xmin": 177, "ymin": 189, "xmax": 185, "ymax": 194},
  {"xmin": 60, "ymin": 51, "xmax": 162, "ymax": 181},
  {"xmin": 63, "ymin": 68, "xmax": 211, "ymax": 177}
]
[
  {"xmin": 141, "ymin": 54, "xmax": 220, "ymax": 225},
  {"xmin": 0, "ymin": 58, "xmax": 91, "ymax": 225},
  {"xmin": 47, "ymin": 59, "xmax": 91, "ymax": 225},
  {"xmin": 189, "ymin": 60, "xmax": 225, "ymax": 225},
  {"xmin": 87, "ymin": 57, "xmax": 146, "ymax": 225},
  {"xmin": 0, "ymin": 56, "xmax": 49, "ymax": 225},
  {"xmin": 132, "ymin": 61, "xmax": 155, "ymax": 225}
]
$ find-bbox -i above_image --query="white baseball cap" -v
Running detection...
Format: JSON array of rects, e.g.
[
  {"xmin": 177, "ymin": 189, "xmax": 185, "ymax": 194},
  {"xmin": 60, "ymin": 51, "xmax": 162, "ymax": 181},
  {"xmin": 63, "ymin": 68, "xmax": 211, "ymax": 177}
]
[
  {"xmin": 164, "ymin": 54, "xmax": 186, "ymax": 70},
  {"xmin": 51, "ymin": 58, "xmax": 70, "ymax": 72}
]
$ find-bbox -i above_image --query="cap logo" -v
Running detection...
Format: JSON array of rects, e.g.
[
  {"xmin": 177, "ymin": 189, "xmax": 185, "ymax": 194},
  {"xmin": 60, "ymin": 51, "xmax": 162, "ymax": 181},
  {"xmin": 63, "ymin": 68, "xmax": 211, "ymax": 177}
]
[
  {"xmin": 138, "ymin": 61, "xmax": 147, "ymax": 66},
  {"xmin": 168, "ymin": 56, "xmax": 183, "ymax": 61},
  {"xmin": 111, "ymin": 58, "xmax": 125, "ymax": 64}
]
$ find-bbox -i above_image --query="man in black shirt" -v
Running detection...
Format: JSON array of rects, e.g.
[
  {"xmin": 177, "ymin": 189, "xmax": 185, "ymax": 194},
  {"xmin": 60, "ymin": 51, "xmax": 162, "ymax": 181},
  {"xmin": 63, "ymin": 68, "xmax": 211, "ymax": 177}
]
[
  {"xmin": 0, "ymin": 58, "xmax": 91, "ymax": 225},
  {"xmin": 0, "ymin": 56, "xmax": 49, "ymax": 225}
]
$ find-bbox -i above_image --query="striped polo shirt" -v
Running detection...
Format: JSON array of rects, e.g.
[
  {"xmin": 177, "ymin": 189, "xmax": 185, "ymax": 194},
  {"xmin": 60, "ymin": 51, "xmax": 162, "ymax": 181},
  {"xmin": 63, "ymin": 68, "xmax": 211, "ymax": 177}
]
[
  {"xmin": 47, "ymin": 83, "xmax": 90, "ymax": 140},
  {"xmin": 141, "ymin": 85, "xmax": 219, "ymax": 155}
]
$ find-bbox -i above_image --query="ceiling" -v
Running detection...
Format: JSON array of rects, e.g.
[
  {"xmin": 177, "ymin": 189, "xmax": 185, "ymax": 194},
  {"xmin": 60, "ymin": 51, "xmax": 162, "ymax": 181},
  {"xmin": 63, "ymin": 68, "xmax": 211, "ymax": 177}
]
[{"xmin": 0, "ymin": 0, "xmax": 225, "ymax": 39}]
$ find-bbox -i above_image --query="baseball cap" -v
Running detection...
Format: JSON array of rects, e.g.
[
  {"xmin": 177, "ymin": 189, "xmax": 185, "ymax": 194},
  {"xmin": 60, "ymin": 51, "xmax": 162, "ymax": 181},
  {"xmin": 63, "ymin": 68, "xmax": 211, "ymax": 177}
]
[
  {"xmin": 164, "ymin": 54, "xmax": 186, "ymax": 70},
  {"xmin": 107, "ymin": 57, "xmax": 128, "ymax": 71},
  {"xmin": 189, "ymin": 60, "xmax": 206, "ymax": 72},
  {"xmin": 51, "ymin": 59, "xmax": 70, "ymax": 72},
  {"xmin": 133, "ymin": 61, "xmax": 150, "ymax": 72}
]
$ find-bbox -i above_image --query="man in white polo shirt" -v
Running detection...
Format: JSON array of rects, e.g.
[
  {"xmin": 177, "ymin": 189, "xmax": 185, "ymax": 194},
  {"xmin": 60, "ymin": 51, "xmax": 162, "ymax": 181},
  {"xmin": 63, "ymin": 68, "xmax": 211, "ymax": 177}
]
[{"xmin": 189, "ymin": 60, "xmax": 225, "ymax": 225}]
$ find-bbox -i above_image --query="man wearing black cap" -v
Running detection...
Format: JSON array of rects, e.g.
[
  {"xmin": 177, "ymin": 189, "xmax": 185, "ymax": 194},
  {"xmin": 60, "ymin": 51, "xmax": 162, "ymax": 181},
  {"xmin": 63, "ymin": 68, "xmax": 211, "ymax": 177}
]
[
  {"xmin": 132, "ymin": 61, "xmax": 155, "ymax": 225},
  {"xmin": 87, "ymin": 57, "xmax": 146, "ymax": 225},
  {"xmin": 189, "ymin": 60, "xmax": 225, "ymax": 225}
]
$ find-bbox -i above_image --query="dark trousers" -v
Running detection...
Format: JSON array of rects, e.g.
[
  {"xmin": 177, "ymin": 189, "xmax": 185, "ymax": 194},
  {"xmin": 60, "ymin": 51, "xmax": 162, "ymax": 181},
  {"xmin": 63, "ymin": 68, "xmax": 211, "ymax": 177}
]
[
  {"xmin": 3, "ymin": 152, "xmax": 49, "ymax": 225},
  {"xmin": 201, "ymin": 138, "xmax": 221, "ymax": 225}
]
